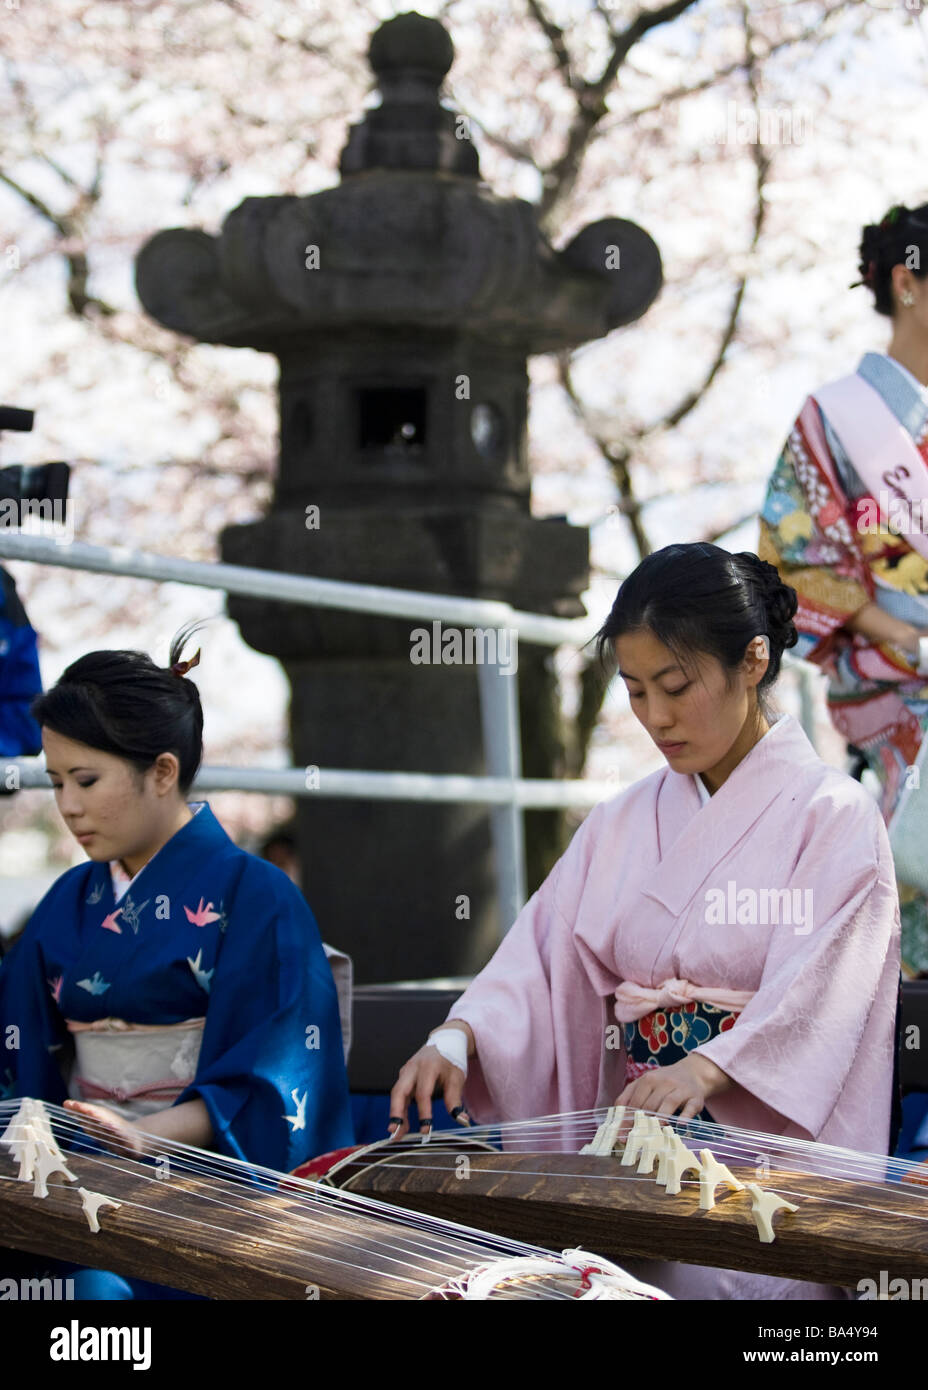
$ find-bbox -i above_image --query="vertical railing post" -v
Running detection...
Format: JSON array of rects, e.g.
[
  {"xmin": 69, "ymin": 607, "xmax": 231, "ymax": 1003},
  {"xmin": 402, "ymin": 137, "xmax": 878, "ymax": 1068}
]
[
  {"xmin": 477, "ymin": 631, "xmax": 527, "ymax": 935},
  {"xmin": 796, "ymin": 665, "xmax": 817, "ymax": 751}
]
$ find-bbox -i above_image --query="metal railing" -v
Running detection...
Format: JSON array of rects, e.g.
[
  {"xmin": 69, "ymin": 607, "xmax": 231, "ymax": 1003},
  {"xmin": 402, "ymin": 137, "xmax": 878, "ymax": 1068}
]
[{"xmin": 0, "ymin": 530, "xmax": 821, "ymax": 935}]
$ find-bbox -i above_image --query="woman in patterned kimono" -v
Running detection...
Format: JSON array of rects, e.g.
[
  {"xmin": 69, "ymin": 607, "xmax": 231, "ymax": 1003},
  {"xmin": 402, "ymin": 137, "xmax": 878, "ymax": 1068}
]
[
  {"xmin": 389, "ymin": 544, "xmax": 901, "ymax": 1300},
  {"xmin": 759, "ymin": 201, "xmax": 928, "ymax": 978},
  {"xmin": 0, "ymin": 628, "xmax": 353, "ymax": 1295}
]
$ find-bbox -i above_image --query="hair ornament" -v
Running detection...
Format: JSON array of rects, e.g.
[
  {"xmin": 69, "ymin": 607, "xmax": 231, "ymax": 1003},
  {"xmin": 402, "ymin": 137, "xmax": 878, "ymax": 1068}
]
[
  {"xmin": 851, "ymin": 205, "xmax": 909, "ymax": 289},
  {"xmin": 850, "ymin": 259, "xmax": 878, "ymax": 291},
  {"xmin": 171, "ymin": 649, "xmax": 201, "ymax": 678}
]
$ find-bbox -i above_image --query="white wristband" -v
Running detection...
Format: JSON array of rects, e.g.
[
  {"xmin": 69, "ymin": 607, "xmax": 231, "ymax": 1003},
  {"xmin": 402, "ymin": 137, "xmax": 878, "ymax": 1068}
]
[
  {"xmin": 918, "ymin": 636, "xmax": 928, "ymax": 676},
  {"xmin": 427, "ymin": 1026, "xmax": 469, "ymax": 1077}
]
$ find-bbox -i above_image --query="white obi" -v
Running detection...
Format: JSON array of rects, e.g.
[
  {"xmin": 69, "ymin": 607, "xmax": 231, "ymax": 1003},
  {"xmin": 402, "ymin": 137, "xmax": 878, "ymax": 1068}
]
[
  {"xmin": 66, "ymin": 1017, "xmax": 205, "ymax": 1121},
  {"xmin": 64, "ymin": 943, "xmax": 353, "ymax": 1124}
]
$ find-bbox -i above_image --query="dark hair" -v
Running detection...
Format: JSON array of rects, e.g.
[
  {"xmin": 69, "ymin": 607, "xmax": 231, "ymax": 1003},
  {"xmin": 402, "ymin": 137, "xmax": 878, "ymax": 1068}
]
[
  {"xmin": 259, "ymin": 828, "xmax": 297, "ymax": 858},
  {"xmin": 31, "ymin": 622, "xmax": 206, "ymax": 794},
  {"xmin": 595, "ymin": 543, "xmax": 798, "ymax": 707},
  {"xmin": 857, "ymin": 202, "xmax": 928, "ymax": 316}
]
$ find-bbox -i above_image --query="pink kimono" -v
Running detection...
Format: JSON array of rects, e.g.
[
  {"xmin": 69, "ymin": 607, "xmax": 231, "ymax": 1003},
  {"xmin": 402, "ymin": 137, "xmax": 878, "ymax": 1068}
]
[{"xmin": 448, "ymin": 714, "xmax": 901, "ymax": 1300}]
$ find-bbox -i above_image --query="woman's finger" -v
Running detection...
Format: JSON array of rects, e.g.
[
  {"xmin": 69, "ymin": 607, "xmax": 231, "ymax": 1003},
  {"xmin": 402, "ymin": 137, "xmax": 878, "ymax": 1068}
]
[
  {"xmin": 414, "ymin": 1053, "xmax": 445, "ymax": 1131},
  {"xmin": 679, "ymin": 1095, "xmax": 704, "ymax": 1122},
  {"xmin": 442, "ymin": 1067, "xmax": 468, "ymax": 1123},
  {"xmin": 64, "ymin": 1099, "xmax": 117, "ymax": 1133},
  {"xmin": 64, "ymin": 1099, "xmax": 105, "ymax": 1119},
  {"xmin": 387, "ymin": 1060, "xmax": 419, "ymax": 1135},
  {"xmin": 651, "ymin": 1086, "xmax": 686, "ymax": 1117},
  {"xmin": 64, "ymin": 1099, "xmax": 138, "ymax": 1155}
]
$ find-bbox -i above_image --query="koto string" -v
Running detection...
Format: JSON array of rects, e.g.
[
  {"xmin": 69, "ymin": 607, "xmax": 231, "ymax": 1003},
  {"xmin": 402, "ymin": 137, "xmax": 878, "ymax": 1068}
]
[
  {"xmin": 1, "ymin": 1098, "xmax": 916, "ymax": 1194},
  {"xmin": 411, "ymin": 1105, "xmax": 926, "ymax": 1183},
  {"xmin": 10, "ymin": 1126, "xmax": 535, "ymax": 1275},
  {"xmin": 15, "ymin": 1096, "xmax": 924, "ymax": 1194},
  {"xmin": 322, "ymin": 1110, "xmax": 928, "ymax": 1221},
  {"xmin": 351, "ymin": 1119, "xmax": 913, "ymax": 1188},
  {"xmin": 6, "ymin": 1145, "xmax": 925, "ymax": 1241},
  {"xmin": 372, "ymin": 1134, "xmax": 913, "ymax": 1193},
  {"xmin": 4, "ymin": 1096, "xmax": 925, "ymax": 1299},
  {"xmin": 6, "ymin": 1099, "xmax": 928, "ymax": 1244},
  {"xmin": 0, "ymin": 1102, "xmax": 581, "ymax": 1289},
  {"xmin": 30, "ymin": 1110, "xmax": 560, "ymax": 1264},
  {"xmin": 0, "ymin": 1115, "xmax": 576, "ymax": 1299},
  {"xmin": 397, "ymin": 1124, "xmax": 922, "ymax": 1197},
  {"xmin": 334, "ymin": 1157, "xmax": 928, "ymax": 1226}
]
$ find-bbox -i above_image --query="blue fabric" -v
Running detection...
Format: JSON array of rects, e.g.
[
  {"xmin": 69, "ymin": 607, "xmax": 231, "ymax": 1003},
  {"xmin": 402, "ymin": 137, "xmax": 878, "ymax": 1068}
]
[
  {"xmin": 0, "ymin": 566, "xmax": 42, "ymax": 757},
  {"xmin": 858, "ymin": 350, "xmax": 928, "ymax": 440},
  {"xmin": 622, "ymin": 1000, "xmax": 738, "ymax": 1125},
  {"xmin": 0, "ymin": 802, "xmax": 354, "ymax": 1169},
  {"xmin": 351, "ymin": 1091, "xmax": 454, "ymax": 1143},
  {"xmin": 0, "ymin": 1249, "xmax": 203, "ymax": 1301},
  {"xmin": 895, "ymin": 1089, "xmax": 928, "ymax": 1160}
]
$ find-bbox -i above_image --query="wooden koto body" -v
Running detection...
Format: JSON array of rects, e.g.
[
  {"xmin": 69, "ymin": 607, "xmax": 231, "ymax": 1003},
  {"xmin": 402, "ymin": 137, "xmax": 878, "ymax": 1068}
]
[
  {"xmin": 0, "ymin": 1145, "xmax": 481, "ymax": 1300},
  {"xmin": 333, "ymin": 1148, "xmax": 928, "ymax": 1287}
]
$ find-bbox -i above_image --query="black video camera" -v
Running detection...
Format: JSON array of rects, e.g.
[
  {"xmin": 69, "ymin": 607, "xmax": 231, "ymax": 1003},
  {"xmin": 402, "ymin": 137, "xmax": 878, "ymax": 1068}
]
[{"xmin": 0, "ymin": 406, "xmax": 70, "ymax": 515}]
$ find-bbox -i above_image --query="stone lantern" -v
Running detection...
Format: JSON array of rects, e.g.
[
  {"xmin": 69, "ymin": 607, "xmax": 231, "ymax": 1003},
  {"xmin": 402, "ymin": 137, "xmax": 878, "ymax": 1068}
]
[{"xmin": 135, "ymin": 10, "xmax": 661, "ymax": 981}]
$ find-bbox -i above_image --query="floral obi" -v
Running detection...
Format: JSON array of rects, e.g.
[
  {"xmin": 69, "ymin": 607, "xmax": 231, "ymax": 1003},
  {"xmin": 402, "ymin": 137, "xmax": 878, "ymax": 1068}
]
[{"xmin": 622, "ymin": 1000, "xmax": 738, "ymax": 1088}]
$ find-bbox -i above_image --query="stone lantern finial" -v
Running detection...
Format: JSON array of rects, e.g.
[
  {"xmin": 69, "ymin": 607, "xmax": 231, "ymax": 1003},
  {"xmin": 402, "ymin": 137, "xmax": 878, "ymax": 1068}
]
[{"xmin": 339, "ymin": 11, "xmax": 478, "ymax": 178}]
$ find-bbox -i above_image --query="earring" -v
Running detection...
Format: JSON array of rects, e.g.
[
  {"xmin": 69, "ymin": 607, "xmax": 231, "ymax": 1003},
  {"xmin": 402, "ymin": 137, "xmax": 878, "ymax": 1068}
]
[{"xmin": 901, "ymin": 291, "xmax": 916, "ymax": 307}]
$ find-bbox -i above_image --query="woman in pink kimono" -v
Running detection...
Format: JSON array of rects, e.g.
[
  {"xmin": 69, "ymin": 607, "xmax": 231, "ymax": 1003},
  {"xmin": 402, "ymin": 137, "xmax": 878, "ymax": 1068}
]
[{"xmin": 389, "ymin": 542, "xmax": 901, "ymax": 1300}]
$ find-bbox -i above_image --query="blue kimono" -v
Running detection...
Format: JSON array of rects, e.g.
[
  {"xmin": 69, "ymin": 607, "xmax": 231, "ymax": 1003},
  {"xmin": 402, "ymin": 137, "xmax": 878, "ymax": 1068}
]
[{"xmin": 0, "ymin": 802, "xmax": 354, "ymax": 1172}]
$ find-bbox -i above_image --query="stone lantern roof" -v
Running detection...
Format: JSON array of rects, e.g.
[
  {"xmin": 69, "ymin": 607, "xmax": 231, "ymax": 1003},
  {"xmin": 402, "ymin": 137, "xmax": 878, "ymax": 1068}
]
[{"xmin": 136, "ymin": 11, "xmax": 661, "ymax": 355}]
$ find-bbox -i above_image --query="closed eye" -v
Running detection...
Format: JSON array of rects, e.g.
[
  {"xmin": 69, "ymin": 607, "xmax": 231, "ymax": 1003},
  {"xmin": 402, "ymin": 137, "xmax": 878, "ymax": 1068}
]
[{"xmin": 626, "ymin": 684, "xmax": 691, "ymax": 699}]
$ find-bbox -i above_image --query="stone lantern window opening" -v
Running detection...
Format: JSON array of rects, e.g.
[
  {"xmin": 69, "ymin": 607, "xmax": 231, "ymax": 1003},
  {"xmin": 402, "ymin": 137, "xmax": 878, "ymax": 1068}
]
[{"xmin": 357, "ymin": 385, "xmax": 427, "ymax": 455}]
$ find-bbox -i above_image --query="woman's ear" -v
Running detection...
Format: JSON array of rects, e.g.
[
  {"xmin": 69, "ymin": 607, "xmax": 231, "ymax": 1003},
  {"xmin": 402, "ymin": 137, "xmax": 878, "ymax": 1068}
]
[
  {"xmin": 891, "ymin": 261, "xmax": 916, "ymax": 307},
  {"xmin": 150, "ymin": 751, "xmax": 182, "ymax": 796},
  {"xmin": 743, "ymin": 635, "xmax": 770, "ymax": 688}
]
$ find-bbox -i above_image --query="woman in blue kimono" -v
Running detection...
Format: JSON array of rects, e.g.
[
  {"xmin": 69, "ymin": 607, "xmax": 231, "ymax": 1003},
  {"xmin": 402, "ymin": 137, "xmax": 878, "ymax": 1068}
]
[{"xmin": 0, "ymin": 627, "xmax": 353, "ymax": 1293}]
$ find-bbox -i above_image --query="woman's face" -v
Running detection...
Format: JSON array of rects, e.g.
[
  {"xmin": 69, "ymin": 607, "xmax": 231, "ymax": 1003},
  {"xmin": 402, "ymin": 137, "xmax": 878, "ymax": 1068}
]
[
  {"xmin": 43, "ymin": 728, "xmax": 167, "ymax": 865},
  {"xmin": 613, "ymin": 627, "xmax": 763, "ymax": 787}
]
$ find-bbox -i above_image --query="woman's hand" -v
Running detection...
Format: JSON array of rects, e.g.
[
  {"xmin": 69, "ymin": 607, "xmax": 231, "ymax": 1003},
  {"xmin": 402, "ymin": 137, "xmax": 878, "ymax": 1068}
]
[
  {"xmin": 64, "ymin": 1097, "xmax": 213, "ymax": 1156},
  {"xmin": 387, "ymin": 1022, "xmax": 474, "ymax": 1138},
  {"xmin": 615, "ymin": 1054, "xmax": 731, "ymax": 1122},
  {"xmin": 845, "ymin": 603, "xmax": 925, "ymax": 662},
  {"xmin": 63, "ymin": 1099, "xmax": 146, "ymax": 1157}
]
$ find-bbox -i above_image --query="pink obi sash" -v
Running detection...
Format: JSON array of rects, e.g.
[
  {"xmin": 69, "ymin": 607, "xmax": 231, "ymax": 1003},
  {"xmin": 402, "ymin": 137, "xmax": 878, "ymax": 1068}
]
[
  {"xmin": 66, "ymin": 1016, "xmax": 205, "ymax": 1118},
  {"xmin": 613, "ymin": 978, "xmax": 755, "ymax": 1024},
  {"xmin": 813, "ymin": 372, "xmax": 928, "ymax": 563}
]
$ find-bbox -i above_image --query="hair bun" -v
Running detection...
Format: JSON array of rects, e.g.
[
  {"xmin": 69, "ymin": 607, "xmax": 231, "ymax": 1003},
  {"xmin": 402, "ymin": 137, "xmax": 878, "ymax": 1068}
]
[
  {"xmin": 856, "ymin": 202, "xmax": 928, "ymax": 313},
  {"xmin": 735, "ymin": 553, "xmax": 798, "ymax": 649}
]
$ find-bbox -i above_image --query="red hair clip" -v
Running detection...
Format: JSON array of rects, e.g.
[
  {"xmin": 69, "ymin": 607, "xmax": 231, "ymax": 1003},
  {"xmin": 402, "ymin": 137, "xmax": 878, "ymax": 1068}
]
[{"xmin": 171, "ymin": 649, "xmax": 201, "ymax": 677}]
